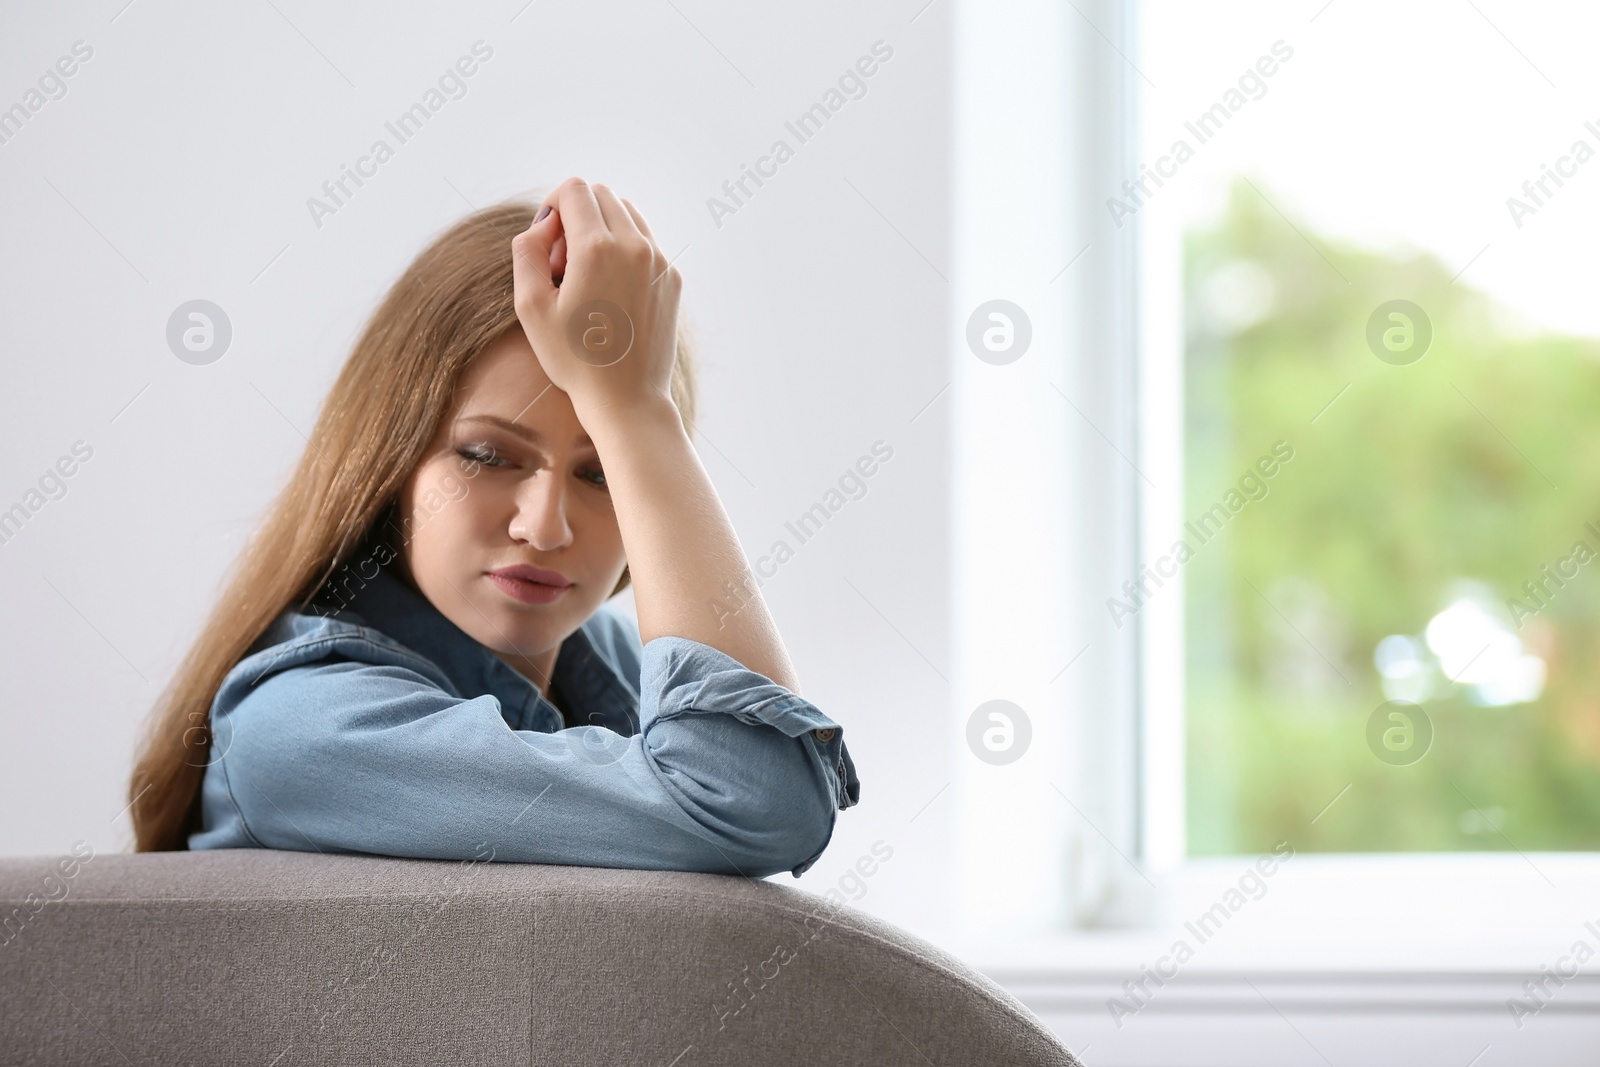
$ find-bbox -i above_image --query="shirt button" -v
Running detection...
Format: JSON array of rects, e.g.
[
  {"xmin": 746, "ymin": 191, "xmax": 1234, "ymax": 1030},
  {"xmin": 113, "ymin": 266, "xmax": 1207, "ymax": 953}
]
[{"xmin": 812, "ymin": 727, "xmax": 836, "ymax": 742}]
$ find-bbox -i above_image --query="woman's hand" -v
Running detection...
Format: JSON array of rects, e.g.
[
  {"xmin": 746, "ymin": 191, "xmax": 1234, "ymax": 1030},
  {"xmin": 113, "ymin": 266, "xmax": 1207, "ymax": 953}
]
[{"xmin": 511, "ymin": 178, "xmax": 682, "ymax": 418}]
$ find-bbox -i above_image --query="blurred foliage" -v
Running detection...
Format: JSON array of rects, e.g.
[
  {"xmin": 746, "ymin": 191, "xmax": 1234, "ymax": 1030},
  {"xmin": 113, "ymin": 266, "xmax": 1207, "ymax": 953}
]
[{"xmin": 1184, "ymin": 177, "xmax": 1600, "ymax": 855}]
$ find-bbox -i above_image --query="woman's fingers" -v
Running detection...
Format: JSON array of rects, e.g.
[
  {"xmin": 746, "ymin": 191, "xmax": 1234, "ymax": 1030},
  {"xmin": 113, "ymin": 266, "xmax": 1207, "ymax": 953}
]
[
  {"xmin": 518, "ymin": 178, "xmax": 669, "ymax": 300},
  {"xmin": 594, "ymin": 185, "xmax": 671, "ymax": 284},
  {"xmin": 620, "ymin": 197, "xmax": 656, "ymax": 243},
  {"xmin": 550, "ymin": 232, "xmax": 567, "ymax": 283},
  {"xmin": 547, "ymin": 176, "xmax": 606, "ymax": 245},
  {"xmin": 511, "ymin": 206, "xmax": 560, "ymax": 305},
  {"xmin": 592, "ymin": 183, "xmax": 642, "ymax": 242},
  {"xmin": 617, "ymin": 198, "xmax": 676, "ymax": 284}
]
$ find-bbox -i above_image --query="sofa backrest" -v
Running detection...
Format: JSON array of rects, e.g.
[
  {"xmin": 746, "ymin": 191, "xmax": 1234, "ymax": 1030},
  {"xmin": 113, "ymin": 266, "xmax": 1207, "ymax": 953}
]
[{"xmin": 0, "ymin": 849, "xmax": 1082, "ymax": 1066}]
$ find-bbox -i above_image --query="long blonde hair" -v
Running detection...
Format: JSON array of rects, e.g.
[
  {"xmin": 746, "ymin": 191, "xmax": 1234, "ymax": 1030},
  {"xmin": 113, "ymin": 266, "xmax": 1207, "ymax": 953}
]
[{"xmin": 129, "ymin": 200, "xmax": 699, "ymax": 852}]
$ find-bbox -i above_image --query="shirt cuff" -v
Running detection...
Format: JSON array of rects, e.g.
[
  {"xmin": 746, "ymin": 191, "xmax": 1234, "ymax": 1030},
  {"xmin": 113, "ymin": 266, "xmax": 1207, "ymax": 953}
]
[{"xmin": 641, "ymin": 635, "xmax": 862, "ymax": 816}]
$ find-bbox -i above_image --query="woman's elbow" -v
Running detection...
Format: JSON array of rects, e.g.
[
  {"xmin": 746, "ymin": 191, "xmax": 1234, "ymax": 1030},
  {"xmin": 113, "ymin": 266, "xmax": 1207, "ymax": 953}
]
[{"xmin": 732, "ymin": 776, "xmax": 840, "ymax": 878}]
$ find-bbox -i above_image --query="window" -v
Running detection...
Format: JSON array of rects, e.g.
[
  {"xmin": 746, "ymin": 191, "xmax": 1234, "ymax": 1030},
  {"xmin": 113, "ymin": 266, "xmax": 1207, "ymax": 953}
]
[
  {"xmin": 952, "ymin": 0, "xmax": 1600, "ymax": 939},
  {"xmin": 1136, "ymin": 0, "xmax": 1600, "ymax": 858}
]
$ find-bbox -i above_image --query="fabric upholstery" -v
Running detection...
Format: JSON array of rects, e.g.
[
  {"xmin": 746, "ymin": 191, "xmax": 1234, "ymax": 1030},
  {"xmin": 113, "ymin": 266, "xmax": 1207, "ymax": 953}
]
[{"xmin": 0, "ymin": 850, "xmax": 1082, "ymax": 1066}]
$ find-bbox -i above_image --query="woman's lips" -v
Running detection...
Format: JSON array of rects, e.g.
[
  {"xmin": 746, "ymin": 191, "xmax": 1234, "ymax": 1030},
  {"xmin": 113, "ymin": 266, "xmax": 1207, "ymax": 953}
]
[{"xmin": 486, "ymin": 572, "xmax": 571, "ymax": 605}]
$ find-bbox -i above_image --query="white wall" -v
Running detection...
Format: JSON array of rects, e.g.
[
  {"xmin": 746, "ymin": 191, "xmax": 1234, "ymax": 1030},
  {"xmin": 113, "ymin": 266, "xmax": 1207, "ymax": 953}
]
[{"xmin": 0, "ymin": 0, "xmax": 954, "ymax": 943}]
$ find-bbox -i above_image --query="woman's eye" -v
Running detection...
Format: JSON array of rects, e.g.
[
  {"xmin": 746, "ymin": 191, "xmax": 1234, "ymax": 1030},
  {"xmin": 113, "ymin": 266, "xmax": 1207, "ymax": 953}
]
[
  {"xmin": 456, "ymin": 444, "xmax": 505, "ymax": 468},
  {"xmin": 584, "ymin": 468, "xmax": 609, "ymax": 490}
]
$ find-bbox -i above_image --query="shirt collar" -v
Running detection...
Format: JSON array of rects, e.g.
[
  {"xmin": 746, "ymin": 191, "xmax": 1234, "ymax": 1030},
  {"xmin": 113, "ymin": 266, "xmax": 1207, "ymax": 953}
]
[{"xmin": 313, "ymin": 561, "xmax": 640, "ymax": 737}]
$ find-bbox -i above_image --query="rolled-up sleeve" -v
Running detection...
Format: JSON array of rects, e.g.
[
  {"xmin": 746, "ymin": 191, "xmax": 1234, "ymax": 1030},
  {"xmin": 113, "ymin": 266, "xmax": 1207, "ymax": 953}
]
[
  {"xmin": 641, "ymin": 636, "xmax": 860, "ymax": 876},
  {"xmin": 199, "ymin": 634, "xmax": 859, "ymax": 879}
]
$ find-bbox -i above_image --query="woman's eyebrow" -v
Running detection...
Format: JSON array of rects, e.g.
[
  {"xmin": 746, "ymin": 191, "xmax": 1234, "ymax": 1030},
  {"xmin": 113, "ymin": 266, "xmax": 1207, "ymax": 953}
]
[{"xmin": 456, "ymin": 414, "xmax": 592, "ymax": 447}]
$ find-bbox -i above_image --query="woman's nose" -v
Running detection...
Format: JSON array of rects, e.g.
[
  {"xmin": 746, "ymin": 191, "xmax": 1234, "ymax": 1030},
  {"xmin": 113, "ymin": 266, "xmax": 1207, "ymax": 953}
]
[{"xmin": 508, "ymin": 471, "xmax": 572, "ymax": 550}]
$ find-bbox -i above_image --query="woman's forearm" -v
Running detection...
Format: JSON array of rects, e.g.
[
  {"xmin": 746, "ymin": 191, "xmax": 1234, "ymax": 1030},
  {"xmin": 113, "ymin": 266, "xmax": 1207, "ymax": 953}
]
[
  {"xmin": 511, "ymin": 180, "xmax": 800, "ymax": 691},
  {"xmin": 582, "ymin": 395, "xmax": 802, "ymax": 695}
]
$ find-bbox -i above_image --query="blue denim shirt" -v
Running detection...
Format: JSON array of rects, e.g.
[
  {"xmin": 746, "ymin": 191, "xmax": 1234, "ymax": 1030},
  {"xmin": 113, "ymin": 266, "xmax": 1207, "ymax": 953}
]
[{"xmin": 188, "ymin": 562, "xmax": 860, "ymax": 878}]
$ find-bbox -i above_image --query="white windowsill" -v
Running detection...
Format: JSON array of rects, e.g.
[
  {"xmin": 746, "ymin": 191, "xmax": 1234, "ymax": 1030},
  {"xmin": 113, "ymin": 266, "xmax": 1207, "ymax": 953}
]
[{"xmin": 949, "ymin": 853, "xmax": 1600, "ymax": 976}]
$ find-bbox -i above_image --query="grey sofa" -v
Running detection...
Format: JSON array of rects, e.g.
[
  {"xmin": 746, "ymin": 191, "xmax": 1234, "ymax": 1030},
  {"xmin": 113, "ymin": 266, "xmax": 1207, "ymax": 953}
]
[{"xmin": 1, "ymin": 849, "xmax": 1082, "ymax": 1065}]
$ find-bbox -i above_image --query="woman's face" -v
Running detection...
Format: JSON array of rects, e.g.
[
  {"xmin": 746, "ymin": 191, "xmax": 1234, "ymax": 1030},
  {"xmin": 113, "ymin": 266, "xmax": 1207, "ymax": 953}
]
[{"xmin": 392, "ymin": 326, "xmax": 626, "ymax": 685}]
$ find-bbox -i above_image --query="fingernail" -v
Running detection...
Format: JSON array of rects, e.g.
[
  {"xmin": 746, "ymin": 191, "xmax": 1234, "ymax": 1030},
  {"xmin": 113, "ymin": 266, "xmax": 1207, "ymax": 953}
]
[{"xmin": 535, "ymin": 205, "xmax": 551, "ymax": 222}]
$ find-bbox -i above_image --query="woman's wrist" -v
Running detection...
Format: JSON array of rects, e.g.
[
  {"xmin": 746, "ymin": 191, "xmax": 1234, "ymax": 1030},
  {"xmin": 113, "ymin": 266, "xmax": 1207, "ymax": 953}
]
[{"xmin": 576, "ymin": 390, "xmax": 686, "ymax": 447}]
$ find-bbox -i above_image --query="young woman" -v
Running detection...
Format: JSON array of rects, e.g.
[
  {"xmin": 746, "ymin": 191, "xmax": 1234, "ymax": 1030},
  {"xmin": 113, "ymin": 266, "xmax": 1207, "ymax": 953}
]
[{"xmin": 126, "ymin": 178, "xmax": 859, "ymax": 879}]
